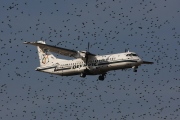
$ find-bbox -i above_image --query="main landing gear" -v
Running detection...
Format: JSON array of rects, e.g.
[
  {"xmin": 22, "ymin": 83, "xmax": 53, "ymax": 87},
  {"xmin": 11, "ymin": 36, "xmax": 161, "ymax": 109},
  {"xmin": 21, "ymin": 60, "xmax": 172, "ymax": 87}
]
[
  {"xmin": 80, "ymin": 73, "xmax": 106, "ymax": 81},
  {"xmin": 98, "ymin": 73, "xmax": 106, "ymax": 81},
  {"xmin": 80, "ymin": 73, "xmax": 86, "ymax": 78}
]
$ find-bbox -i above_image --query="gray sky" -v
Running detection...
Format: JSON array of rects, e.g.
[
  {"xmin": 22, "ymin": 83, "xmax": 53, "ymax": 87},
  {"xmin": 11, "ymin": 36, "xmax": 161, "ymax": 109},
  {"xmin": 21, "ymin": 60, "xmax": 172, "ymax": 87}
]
[{"xmin": 0, "ymin": 0, "xmax": 180, "ymax": 119}]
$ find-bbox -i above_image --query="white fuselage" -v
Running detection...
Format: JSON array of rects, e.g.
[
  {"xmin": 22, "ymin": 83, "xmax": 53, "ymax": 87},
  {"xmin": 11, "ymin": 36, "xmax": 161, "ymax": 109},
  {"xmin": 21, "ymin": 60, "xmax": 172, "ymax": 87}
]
[{"xmin": 36, "ymin": 52, "xmax": 143, "ymax": 76}]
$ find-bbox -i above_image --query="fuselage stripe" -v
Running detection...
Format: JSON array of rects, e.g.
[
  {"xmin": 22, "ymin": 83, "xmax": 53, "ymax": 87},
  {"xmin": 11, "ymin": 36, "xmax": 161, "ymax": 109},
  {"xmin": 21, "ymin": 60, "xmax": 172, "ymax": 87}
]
[
  {"xmin": 98, "ymin": 60, "xmax": 137, "ymax": 66},
  {"xmin": 54, "ymin": 67, "xmax": 71, "ymax": 71}
]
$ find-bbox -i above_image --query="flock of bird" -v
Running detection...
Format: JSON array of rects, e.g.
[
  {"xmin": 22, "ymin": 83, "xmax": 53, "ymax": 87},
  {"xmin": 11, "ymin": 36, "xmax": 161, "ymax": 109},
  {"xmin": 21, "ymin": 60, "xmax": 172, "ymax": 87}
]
[{"xmin": 0, "ymin": 0, "xmax": 180, "ymax": 120}]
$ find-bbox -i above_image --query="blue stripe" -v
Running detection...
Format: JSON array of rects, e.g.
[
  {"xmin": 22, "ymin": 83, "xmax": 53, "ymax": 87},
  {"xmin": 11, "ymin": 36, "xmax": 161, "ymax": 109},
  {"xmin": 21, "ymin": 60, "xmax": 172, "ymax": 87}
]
[{"xmin": 98, "ymin": 60, "xmax": 137, "ymax": 65}]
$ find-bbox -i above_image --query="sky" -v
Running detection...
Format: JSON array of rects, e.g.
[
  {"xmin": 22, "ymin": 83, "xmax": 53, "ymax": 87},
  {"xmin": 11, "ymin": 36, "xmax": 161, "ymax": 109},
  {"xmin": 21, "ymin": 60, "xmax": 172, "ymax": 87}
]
[{"xmin": 0, "ymin": 0, "xmax": 180, "ymax": 119}]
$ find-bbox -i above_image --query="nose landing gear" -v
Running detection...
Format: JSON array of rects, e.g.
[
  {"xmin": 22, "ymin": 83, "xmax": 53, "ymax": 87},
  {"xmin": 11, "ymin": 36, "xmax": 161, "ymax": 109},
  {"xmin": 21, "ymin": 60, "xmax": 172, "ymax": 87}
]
[{"xmin": 132, "ymin": 66, "xmax": 138, "ymax": 72}]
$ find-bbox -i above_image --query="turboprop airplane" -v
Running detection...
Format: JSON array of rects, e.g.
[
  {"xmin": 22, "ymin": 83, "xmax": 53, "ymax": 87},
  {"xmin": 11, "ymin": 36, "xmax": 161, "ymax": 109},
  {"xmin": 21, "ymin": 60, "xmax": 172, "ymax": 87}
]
[{"xmin": 24, "ymin": 41, "xmax": 153, "ymax": 81}]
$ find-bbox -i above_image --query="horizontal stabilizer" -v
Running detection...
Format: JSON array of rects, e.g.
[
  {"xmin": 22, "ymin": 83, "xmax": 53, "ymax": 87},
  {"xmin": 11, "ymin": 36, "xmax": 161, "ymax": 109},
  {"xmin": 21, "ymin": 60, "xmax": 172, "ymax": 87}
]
[{"xmin": 36, "ymin": 66, "xmax": 56, "ymax": 71}]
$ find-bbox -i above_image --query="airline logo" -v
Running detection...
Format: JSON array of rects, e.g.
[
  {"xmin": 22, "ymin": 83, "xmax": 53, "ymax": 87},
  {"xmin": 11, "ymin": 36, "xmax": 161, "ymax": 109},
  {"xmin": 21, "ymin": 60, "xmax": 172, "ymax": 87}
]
[{"xmin": 41, "ymin": 48, "xmax": 49, "ymax": 64}]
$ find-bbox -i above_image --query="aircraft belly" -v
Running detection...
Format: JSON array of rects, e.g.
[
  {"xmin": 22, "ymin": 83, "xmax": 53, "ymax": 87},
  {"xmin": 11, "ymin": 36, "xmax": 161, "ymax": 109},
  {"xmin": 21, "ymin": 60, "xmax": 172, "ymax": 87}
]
[
  {"xmin": 53, "ymin": 68, "xmax": 80, "ymax": 76},
  {"xmin": 88, "ymin": 65, "xmax": 109, "ymax": 75},
  {"xmin": 60, "ymin": 70, "xmax": 79, "ymax": 76}
]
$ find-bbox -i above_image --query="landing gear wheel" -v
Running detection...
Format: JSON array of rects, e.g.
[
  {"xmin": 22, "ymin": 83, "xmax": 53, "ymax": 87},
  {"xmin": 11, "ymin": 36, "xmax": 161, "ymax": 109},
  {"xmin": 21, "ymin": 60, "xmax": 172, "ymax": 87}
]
[
  {"xmin": 98, "ymin": 75, "xmax": 104, "ymax": 81},
  {"xmin": 80, "ymin": 73, "xmax": 86, "ymax": 78},
  {"xmin": 132, "ymin": 66, "xmax": 138, "ymax": 72}
]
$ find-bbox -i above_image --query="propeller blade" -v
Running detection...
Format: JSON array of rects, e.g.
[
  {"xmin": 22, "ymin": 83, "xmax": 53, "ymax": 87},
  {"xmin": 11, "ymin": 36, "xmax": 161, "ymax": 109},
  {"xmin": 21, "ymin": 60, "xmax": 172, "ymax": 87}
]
[
  {"xmin": 87, "ymin": 42, "xmax": 90, "ymax": 52},
  {"xmin": 86, "ymin": 56, "xmax": 88, "ymax": 66}
]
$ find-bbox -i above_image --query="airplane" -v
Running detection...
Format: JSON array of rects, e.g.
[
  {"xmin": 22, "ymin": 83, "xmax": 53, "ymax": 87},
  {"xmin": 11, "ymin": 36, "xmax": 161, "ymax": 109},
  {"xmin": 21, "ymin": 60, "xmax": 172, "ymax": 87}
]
[{"xmin": 24, "ymin": 41, "xmax": 153, "ymax": 81}]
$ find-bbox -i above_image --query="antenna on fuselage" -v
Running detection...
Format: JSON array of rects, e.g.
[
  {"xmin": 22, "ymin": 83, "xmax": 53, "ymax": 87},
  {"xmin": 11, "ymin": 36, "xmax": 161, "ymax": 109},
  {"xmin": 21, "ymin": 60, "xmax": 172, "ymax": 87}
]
[{"xmin": 125, "ymin": 49, "xmax": 129, "ymax": 52}]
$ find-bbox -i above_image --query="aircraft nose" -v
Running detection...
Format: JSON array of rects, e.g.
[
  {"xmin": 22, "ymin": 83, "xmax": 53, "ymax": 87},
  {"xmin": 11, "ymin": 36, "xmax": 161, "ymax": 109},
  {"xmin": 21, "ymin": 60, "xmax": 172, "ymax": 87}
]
[{"xmin": 137, "ymin": 58, "xmax": 143, "ymax": 64}]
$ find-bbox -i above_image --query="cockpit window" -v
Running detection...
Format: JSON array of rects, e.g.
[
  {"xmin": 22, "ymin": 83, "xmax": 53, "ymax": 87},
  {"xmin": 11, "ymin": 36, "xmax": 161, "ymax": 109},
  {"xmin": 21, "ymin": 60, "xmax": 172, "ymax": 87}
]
[
  {"xmin": 132, "ymin": 54, "xmax": 138, "ymax": 56},
  {"xmin": 126, "ymin": 54, "xmax": 138, "ymax": 56}
]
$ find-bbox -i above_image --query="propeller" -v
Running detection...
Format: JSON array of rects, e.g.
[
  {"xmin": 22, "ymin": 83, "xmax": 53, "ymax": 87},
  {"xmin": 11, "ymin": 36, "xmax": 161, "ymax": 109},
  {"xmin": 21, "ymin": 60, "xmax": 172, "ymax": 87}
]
[
  {"xmin": 87, "ymin": 42, "xmax": 90, "ymax": 52},
  {"xmin": 85, "ymin": 42, "xmax": 90, "ymax": 66},
  {"xmin": 79, "ymin": 42, "xmax": 96, "ymax": 67}
]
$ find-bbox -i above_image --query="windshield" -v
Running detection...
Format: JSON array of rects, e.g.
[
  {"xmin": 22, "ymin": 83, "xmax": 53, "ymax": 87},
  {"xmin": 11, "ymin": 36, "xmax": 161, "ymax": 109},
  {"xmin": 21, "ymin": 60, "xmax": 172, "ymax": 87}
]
[{"xmin": 126, "ymin": 53, "xmax": 138, "ymax": 57}]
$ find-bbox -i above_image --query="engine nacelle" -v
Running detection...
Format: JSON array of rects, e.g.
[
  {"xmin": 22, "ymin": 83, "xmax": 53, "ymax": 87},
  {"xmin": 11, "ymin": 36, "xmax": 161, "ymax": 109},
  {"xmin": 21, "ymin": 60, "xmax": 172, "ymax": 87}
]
[{"xmin": 75, "ymin": 51, "xmax": 87, "ymax": 58}]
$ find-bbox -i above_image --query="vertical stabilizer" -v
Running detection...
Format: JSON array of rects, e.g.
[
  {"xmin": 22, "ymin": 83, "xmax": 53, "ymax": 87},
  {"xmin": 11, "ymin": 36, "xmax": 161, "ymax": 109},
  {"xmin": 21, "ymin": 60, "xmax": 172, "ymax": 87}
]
[{"xmin": 36, "ymin": 41, "xmax": 57, "ymax": 67}]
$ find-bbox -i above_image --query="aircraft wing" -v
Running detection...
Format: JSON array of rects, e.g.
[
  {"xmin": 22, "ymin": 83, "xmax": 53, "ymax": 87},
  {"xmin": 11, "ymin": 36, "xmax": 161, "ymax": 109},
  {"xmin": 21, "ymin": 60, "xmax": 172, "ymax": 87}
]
[{"xmin": 24, "ymin": 41, "xmax": 96, "ymax": 58}]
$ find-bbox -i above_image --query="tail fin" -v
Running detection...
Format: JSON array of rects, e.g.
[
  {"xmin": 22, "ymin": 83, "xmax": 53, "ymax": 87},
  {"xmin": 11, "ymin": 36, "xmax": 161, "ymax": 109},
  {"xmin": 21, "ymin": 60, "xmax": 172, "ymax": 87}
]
[{"xmin": 36, "ymin": 41, "xmax": 56, "ymax": 67}]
